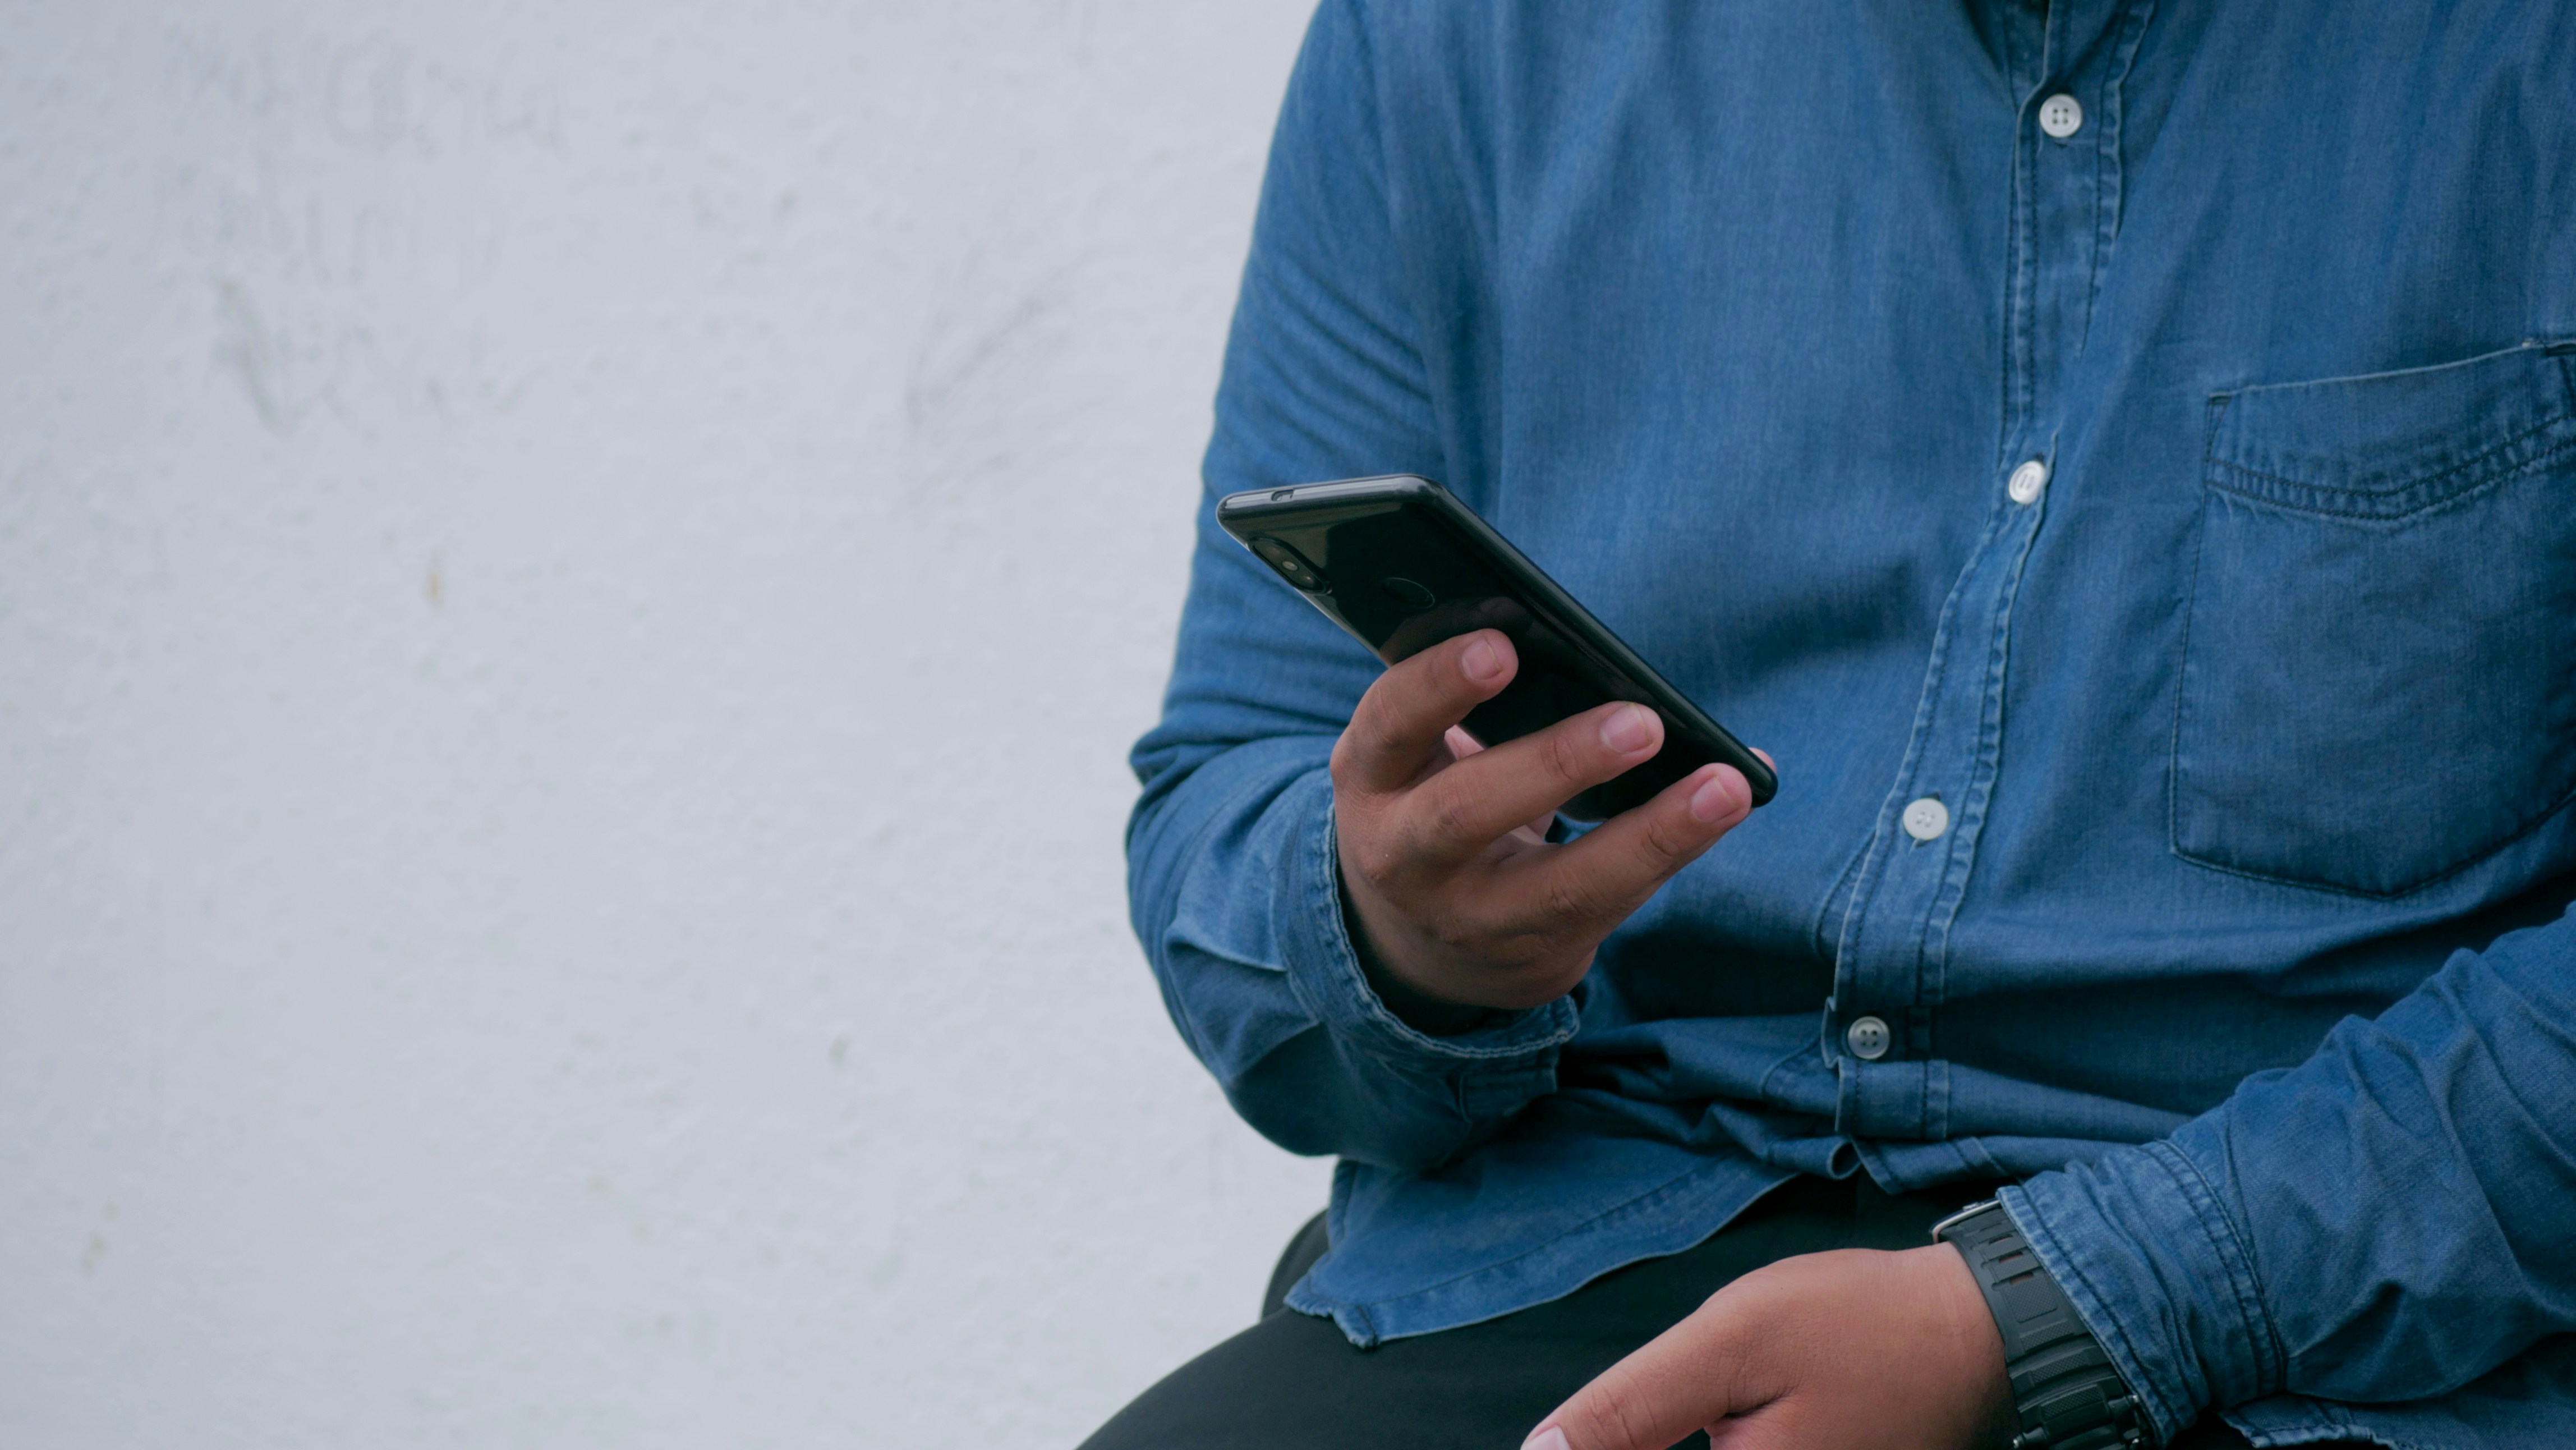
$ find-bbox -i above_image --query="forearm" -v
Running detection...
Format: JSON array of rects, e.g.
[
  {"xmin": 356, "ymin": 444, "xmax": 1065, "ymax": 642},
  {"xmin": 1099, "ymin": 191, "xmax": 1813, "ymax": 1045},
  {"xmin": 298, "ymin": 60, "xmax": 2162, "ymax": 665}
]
[
  {"xmin": 1120, "ymin": 0, "xmax": 1590, "ymax": 1171},
  {"xmin": 2002, "ymin": 911, "xmax": 2576, "ymax": 1441}
]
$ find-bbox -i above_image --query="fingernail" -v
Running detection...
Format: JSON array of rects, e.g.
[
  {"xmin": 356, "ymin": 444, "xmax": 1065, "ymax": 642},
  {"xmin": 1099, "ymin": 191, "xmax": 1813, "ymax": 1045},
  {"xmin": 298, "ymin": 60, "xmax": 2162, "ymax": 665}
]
[
  {"xmin": 1598, "ymin": 704, "xmax": 1654, "ymax": 754},
  {"xmin": 1461, "ymin": 635, "xmax": 1507, "ymax": 683},
  {"xmin": 1522, "ymin": 1428, "xmax": 1571, "ymax": 1450},
  {"xmin": 1690, "ymin": 765, "xmax": 1750, "ymax": 823}
]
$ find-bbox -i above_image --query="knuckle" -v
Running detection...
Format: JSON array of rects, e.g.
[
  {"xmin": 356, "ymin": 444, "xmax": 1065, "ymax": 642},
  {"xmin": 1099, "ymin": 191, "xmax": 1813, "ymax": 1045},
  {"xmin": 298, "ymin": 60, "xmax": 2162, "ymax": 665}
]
[
  {"xmin": 1338, "ymin": 726, "xmax": 1402, "ymax": 787},
  {"xmin": 1543, "ymin": 726, "xmax": 1593, "ymax": 787},
  {"xmin": 1416, "ymin": 790, "xmax": 1480, "ymax": 851},
  {"xmin": 1539, "ymin": 872, "xmax": 1598, "ymax": 926},
  {"xmin": 1395, "ymin": 645, "xmax": 1455, "ymax": 700},
  {"xmin": 1428, "ymin": 911, "xmax": 1485, "ymax": 958},
  {"xmin": 1636, "ymin": 811, "xmax": 1696, "ymax": 870},
  {"xmin": 1586, "ymin": 1380, "xmax": 1657, "ymax": 1450},
  {"xmin": 1333, "ymin": 698, "xmax": 1376, "ymax": 751},
  {"xmin": 1346, "ymin": 833, "xmax": 1401, "ymax": 892},
  {"xmin": 1360, "ymin": 707, "xmax": 1405, "ymax": 758},
  {"xmin": 1327, "ymin": 731, "xmax": 1359, "ymax": 782}
]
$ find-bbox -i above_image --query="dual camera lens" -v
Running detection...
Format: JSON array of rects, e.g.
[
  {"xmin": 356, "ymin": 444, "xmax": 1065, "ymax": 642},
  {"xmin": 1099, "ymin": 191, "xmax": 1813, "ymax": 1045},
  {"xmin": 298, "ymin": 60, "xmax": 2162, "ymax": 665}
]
[
  {"xmin": 1252, "ymin": 537, "xmax": 1439, "ymax": 612},
  {"xmin": 1251, "ymin": 536, "xmax": 1328, "ymax": 593}
]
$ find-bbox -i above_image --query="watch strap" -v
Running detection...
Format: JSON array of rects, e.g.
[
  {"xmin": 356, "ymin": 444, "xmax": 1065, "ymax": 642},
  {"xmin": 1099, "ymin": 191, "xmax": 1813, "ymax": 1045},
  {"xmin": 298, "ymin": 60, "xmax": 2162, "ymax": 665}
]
[{"xmin": 1934, "ymin": 1200, "xmax": 2146, "ymax": 1450}]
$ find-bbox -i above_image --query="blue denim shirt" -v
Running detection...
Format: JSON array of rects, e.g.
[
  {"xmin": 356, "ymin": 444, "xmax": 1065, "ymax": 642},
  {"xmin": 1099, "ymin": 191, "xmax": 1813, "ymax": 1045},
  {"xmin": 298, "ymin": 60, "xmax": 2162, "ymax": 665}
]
[{"xmin": 1126, "ymin": 3, "xmax": 2576, "ymax": 1444}]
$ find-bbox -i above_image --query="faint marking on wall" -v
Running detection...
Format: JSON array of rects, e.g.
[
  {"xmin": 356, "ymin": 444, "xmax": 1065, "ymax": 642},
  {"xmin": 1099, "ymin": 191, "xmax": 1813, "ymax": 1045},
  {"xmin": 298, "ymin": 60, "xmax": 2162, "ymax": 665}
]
[
  {"xmin": 77, "ymin": 1205, "xmax": 116, "ymax": 1274},
  {"xmin": 907, "ymin": 291, "xmax": 1054, "ymax": 433},
  {"xmin": 213, "ymin": 278, "xmax": 307, "ymax": 434},
  {"xmin": 902, "ymin": 250, "xmax": 1084, "ymax": 506},
  {"xmin": 159, "ymin": 27, "xmax": 564, "ymax": 434}
]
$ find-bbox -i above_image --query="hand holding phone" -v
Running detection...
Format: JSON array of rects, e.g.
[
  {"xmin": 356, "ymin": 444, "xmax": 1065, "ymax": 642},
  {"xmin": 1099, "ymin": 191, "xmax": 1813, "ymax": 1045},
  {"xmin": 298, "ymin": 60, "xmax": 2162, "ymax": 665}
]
[
  {"xmin": 1327, "ymin": 627, "xmax": 1760, "ymax": 1021},
  {"xmin": 1220, "ymin": 476, "xmax": 1771, "ymax": 1021}
]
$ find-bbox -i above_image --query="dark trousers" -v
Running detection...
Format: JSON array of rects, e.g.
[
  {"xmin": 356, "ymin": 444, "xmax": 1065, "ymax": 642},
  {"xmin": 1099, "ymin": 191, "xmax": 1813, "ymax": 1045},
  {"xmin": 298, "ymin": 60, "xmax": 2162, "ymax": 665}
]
[{"xmin": 1082, "ymin": 1175, "xmax": 2276, "ymax": 1450}]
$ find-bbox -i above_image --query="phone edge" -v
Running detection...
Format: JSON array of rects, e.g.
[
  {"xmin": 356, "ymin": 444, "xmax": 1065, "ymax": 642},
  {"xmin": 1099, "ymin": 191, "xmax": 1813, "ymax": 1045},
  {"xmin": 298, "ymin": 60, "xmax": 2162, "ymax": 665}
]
[{"xmin": 1216, "ymin": 475, "xmax": 1778, "ymax": 807}]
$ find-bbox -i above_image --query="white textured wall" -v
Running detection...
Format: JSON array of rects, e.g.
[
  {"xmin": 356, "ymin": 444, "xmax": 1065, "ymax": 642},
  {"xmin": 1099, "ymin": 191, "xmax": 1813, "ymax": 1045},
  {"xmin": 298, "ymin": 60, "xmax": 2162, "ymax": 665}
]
[{"xmin": 0, "ymin": 3, "xmax": 1330, "ymax": 1445}]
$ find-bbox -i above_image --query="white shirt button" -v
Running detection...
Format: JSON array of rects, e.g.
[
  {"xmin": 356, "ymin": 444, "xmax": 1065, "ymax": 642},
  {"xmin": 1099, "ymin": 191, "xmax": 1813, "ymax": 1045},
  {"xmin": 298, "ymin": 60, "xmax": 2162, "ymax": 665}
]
[
  {"xmin": 2008, "ymin": 458, "xmax": 2050, "ymax": 505},
  {"xmin": 2039, "ymin": 93, "xmax": 2085, "ymax": 139},
  {"xmin": 1901, "ymin": 797, "xmax": 1950, "ymax": 842},
  {"xmin": 1846, "ymin": 1016, "xmax": 1893, "ymax": 1061}
]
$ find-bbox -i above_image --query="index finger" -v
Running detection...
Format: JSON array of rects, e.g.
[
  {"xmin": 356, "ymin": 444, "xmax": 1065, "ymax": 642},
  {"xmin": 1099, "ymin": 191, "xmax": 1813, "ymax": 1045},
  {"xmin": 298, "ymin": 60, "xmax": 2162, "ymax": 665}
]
[
  {"xmin": 1331, "ymin": 630, "xmax": 1517, "ymax": 795},
  {"xmin": 1526, "ymin": 1308, "xmax": 1747, "ymax": 1450}
]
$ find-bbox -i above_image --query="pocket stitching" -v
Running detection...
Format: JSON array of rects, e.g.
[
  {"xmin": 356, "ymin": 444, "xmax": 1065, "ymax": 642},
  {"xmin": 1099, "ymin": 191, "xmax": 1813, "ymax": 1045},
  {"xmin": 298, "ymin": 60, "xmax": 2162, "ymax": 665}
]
[
  {"xmin": 2170, "ymin": 373, "xmax": 2576, "ymax": 898},
  {"xmin": 2168, "ymin": 771, "xmax": 2576, "ymax": 900},
  {"xmin": 2203, "ymin": 412, "xmax": 2576, "ymax": 525},
  {"xmin": 2165, "ymin": 441, "xmax": 2213, "ymax": 890}
]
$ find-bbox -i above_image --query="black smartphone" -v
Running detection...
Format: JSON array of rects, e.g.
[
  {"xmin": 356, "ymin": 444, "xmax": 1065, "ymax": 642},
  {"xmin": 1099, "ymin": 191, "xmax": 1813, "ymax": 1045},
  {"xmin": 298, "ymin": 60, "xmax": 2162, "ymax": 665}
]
[{"xmin": 1217, "ymin": 474, "xmax": 1775, "ymax": 821}]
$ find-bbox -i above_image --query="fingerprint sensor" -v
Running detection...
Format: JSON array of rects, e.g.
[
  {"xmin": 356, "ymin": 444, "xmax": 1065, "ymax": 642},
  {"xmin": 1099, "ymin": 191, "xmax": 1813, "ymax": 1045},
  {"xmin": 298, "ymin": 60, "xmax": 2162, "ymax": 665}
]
[{"xmin": 1379, "ymin": 576, "xmax": 1437, "ymax": 608}]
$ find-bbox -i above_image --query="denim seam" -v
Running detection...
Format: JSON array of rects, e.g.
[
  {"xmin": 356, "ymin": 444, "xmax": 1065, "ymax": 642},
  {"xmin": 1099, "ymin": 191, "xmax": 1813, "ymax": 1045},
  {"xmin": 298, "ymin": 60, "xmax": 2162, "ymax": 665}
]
[
  {"xmin": 1303, "ymin": 806, "xmax": 1579, "ymax": 1067},
  {"xmin": 1808, "ymin": 832, "xmax": 1873, "ymax": 967},
  {"xmin": 2204, "ymin": 426, "xmax": 2576, "ymax": 525},
  {"xmin": 1837, "ymin": 570, "xmax": 1968, "ymax": 1003},
  {"xmin": 2143, "ymin": 1139, "xmax": 2287, "ymax": 1401},
  {"xmin": 1921, "ymin": 444, "xmax": 2051, "ymax": 1019},
  {"xmin": 1155, "ymin": 743, "xmax": 1333, "ymax": 944},
  {"xmin": 1753, "ymin": 1038, "xmax": 1825, "ymax": 1104},
  {"xmin": 2205, "ymin": 393, "xmax": 2564, "ymax": 492},
  {"xmin": 2225, "ymin": 1405, "xmax": 2427, "ymax": 1450},
  {"xmin": 1456, "ymin": 1061, "xmax": 1558, "ymax": 1122},
  {"xmin": 2165, "ymin": 411, "xmax": 2215, "ymax": 910},
  {"xmin": 2000, "ymin": 69, "xmax": 2032, "ymax": 456},
  {"xmin": 1836, "ymin": 440, "xmax": 2019, "ymax": 1037},
  {"xmin": 1284, "ymin": 818, "xmax": 1484, "ymax": 1168},
  {"xmin": 2207, "ymin": 339, "xmax": 2574, "ymax": 401},
  {"xmin": 2004, "ymin": 1185, "xmax": 2195, "ymax": 1444},
  {"xmin": 2169, "ymin": 767, "xmax": 2576, "ymax": 901},
  {"xmin": 1958, "ymin": 1135, "xmax": 2007, "ymax": 1180},
  {"xmin": 1309, "ymin": 1153, "xmax": 1787, "ymax": 1314},
  {"xmin": 2079, "ymin": 0, "xmax": 2154, "ymax": 351},
  {"xmin": 1154, "ymin": 754, "xmax": 1338, "ymax": 1064},
  {"xmin": 1345, "ymin": 0, "xmax": 1463, "ymax": 503}
]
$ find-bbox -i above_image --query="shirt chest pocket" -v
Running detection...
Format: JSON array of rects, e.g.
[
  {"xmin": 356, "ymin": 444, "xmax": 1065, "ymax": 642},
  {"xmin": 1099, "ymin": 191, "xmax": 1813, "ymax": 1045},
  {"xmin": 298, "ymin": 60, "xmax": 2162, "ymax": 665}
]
[{"xmin": 2173, "ymin": 342, "xmax": 2576, "ymax": 897}]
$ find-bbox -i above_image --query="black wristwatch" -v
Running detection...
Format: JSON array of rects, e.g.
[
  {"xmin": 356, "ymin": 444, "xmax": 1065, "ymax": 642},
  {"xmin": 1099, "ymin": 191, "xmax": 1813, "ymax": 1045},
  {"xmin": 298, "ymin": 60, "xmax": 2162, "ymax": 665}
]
[{"xmin": 1933, "ymin": 1200, "xmax": 2147, "ymax": 1450}]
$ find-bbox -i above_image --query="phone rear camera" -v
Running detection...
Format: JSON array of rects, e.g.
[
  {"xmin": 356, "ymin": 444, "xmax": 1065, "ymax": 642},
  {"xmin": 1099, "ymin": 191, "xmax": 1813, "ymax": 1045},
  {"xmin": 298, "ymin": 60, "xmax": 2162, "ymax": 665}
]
[{"xmin": 1251, "ymin": 536, "xmax": 1329, "ymax": 592}]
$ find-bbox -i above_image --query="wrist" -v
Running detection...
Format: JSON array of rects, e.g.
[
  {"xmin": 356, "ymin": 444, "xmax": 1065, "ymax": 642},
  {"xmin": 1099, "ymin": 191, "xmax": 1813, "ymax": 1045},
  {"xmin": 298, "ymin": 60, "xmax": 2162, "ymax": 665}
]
[
  {"xmin": 1922, "ymin": 1243, "xmax": 2016, "ymax": 1444},
  {"xmin": 1335, "ymin": 865, "xmax": 1505, "ymax": 1035},
  {"xmin": 1934, "ymin": 1201, "xmax": 2146, "ymax": 1450},
  {"xmin": 1359, "ymin": 950, "xmax": 1505, "ymax": 1034}
]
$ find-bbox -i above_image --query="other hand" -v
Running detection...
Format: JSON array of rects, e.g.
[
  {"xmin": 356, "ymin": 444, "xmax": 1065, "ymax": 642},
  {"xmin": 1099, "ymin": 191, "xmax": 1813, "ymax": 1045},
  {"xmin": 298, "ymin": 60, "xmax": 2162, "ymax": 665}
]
[
  {"xmin": 1524, "ymin": 1244, "xmax": 2011, "ymax": 1450},
  {"xmin": 1331, "ymin": 628, "xmax": 1759, "ymax": 1014}
]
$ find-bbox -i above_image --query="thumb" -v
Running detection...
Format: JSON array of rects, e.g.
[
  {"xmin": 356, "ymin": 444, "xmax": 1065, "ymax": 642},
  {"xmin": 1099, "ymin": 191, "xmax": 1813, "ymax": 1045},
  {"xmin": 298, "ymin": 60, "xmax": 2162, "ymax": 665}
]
[{"xmin": 1524, "ymin": 1317, "xmax": 1745, "ymax": 1450}]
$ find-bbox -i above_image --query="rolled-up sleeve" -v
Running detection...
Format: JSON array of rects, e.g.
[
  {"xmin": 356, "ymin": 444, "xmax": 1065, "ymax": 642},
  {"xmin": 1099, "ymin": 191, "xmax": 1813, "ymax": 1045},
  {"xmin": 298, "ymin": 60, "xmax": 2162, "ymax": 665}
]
[
  {"xmin": 1125, "ymin": 0, "xmax": 1573, "ymax": 1172},
  {"xmin": 2001, "ymin": 910, "xmax": 2576, "ymax": 1443}
]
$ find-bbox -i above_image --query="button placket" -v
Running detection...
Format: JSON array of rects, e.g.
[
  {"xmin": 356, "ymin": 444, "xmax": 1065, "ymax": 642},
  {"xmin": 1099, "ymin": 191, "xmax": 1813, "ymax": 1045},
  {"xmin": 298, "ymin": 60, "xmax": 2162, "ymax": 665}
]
[{"xmin": 1829, "ymin": 5, "xmax": 2135, "ymax": 1156}]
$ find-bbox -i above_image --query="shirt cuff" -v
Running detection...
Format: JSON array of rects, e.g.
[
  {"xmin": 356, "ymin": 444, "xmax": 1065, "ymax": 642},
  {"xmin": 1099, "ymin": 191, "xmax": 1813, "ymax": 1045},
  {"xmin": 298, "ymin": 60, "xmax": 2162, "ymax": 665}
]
[
  {"xmin": 2001, "ymin": 1134, "xmax": 2285, "ymax": 1447},
  {"xmin": 1276, "ymin": 767, "xmax": 1580, "ymax": 1094}
]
